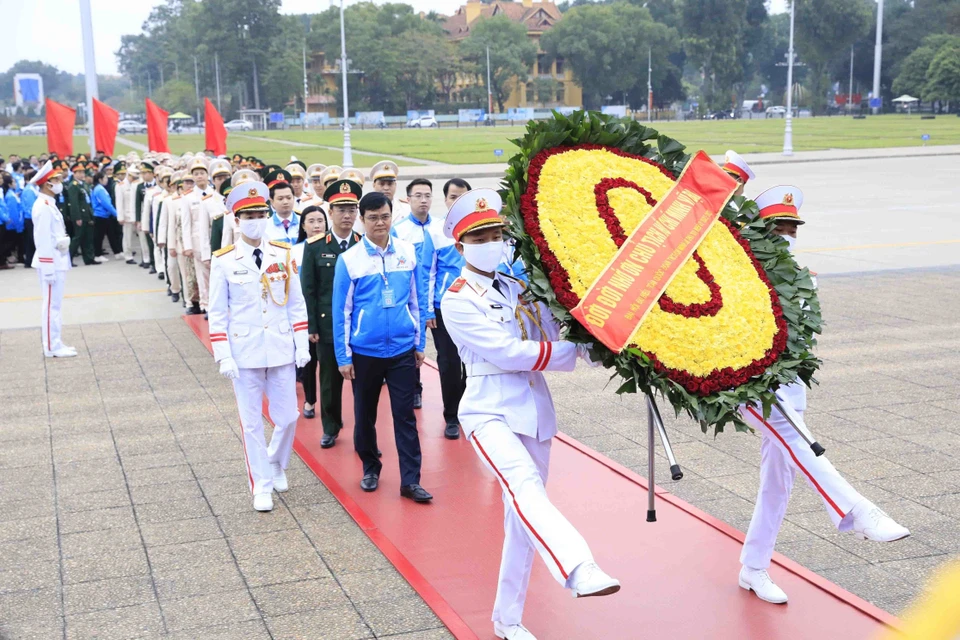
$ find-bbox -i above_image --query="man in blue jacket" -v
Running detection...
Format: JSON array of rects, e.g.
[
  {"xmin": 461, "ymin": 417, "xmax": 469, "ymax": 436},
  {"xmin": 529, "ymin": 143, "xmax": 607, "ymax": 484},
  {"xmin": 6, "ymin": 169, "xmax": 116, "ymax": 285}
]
[{"xmin": 333, "ymin": 189, "xmax": 432, "ymax": 502}]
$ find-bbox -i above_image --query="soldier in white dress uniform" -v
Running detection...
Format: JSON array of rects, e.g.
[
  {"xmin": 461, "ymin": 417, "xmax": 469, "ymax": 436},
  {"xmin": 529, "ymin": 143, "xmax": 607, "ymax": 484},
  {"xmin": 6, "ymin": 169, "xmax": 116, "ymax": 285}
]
[
  {"xmin": 208, "ymin": 181, "xmax": 311, "ymax": 512},
  {"xmin": 439, "ymin": 189, "xmax": 620, "ymax": 640},
  {"xmin": 737, "ymin": 185, "xmax": 910, "ymax": 605},
  {"xmin": 30, "ymin": 161, "xmax": 77, "ymax": 358}
]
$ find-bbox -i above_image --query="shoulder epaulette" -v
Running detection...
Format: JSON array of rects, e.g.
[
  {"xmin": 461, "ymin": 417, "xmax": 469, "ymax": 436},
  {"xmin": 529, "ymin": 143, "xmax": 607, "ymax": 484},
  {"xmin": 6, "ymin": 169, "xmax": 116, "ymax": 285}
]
[
  {"xmin": 448, "ymin": 277, "xmax": 467, "ymax": 293},
  {"xmin": 269, "ymin": 240, "xmax": 291, "ymax": 250},
  {"xmin": 213, "ymin": 244, "xmax": 234, "ymax": 257},
  {"xmin": 202, "ymin": 193, "xmax": 213, "ymax": 200},
  {"xmin": 210, "ymin": 211, "xmax": 225, "ymax": 221},
  {"xmin": 325, "ymin": 233, "xmax": 332, "ymax": 242},
  {"xmin": 399, "ymin": 197, "xmax": 409, "ymax": 204},
  {"xmin": 352, "ymin": 233, "xmax": 360, "ymax": 242},
  {"xmin": 307, "ymin": 234, "xmax": 324, "ymax": 244}
]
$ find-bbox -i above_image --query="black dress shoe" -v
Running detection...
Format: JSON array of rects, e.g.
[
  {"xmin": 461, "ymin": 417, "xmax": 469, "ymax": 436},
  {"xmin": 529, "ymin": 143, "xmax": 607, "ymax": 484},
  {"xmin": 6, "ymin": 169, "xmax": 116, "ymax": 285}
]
[
  {"xmin": 320, "ymin": 433, "xmax": 336, "ymax": 448},
  {"xmin": 171, "ymin": 293, "xmax": 180, "ymax": 303},
  {"xmin": 413, "ymin": 393, "xmax": 422, "ymax": 409},
  {"xmin": 303, "ymin": 404, "xmax": 316, "ymax": 419},
  {"xmin": 158, "ymin": 273, "xmax": 165, "ymax": 280},
  {"xmin": 166, "ymin": 289, "xmax": 172, "ymax": 297},
  {"xmin": 377, "ymin": 449, "xmax": 382, "ymax": 458},
  {"xmin": 185, "ymin": 304, "xmax": 202, "ymax": 315},
  {"xmin": 149, "ymin": 267, "xmax": 157, "ymax": 274},
  {"xmin": 360, "ymin": 474, "xmax": 379, "ymax": 492},
  {"xmin": 140, "ymin": 262, "xmax": 149, "ymax": 269},
  {"xmin": 400, "ymin": 484, "xmax": 433, "ymax": 502},
  {"xmin": 125, "ymin": 259, "xmax": 136, "ymax": 265},
  {"xmin": 444, "ymin": 422, "xmax": 461, "ymax": 440}
]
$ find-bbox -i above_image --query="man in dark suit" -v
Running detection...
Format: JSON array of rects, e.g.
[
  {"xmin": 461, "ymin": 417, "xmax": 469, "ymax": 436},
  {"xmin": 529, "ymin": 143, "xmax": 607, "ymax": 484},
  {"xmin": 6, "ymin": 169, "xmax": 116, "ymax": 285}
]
[
  {"xmin": 300, "ymin": 179, "xmax": 362, "ymax": 449},
  {"xmin": 135, "ymin": 162, "xmax": 156, "ymax": 273}
]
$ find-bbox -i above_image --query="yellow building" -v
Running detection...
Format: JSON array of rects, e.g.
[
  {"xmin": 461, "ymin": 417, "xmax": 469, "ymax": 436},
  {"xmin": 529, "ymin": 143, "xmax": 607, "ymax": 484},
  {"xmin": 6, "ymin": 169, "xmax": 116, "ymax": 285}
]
[
  {"xmin": 304, "ymin": 51, "xmax": 340, "ymax": 117},
  {"xmin": 442, "ymin": 0, "xmax": 583, "ymax": 112}
]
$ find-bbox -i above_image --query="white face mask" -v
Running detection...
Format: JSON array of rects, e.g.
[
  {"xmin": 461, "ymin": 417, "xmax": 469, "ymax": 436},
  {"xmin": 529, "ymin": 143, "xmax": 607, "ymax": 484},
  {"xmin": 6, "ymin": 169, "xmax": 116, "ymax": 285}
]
[
  {"xmin": 782, "ymin": 235, "xmax": 796, "ymax": 252},
  {"xmin": 239, "ymin": 217, "xmax": 268, "ymax": 241},
  {"xmin": 50, "ymin": 182, "xmax": 63, "ymax": 195},
  {"xmin": 462, "ymin": 240, "xmax": 503, "ymax": 274}
]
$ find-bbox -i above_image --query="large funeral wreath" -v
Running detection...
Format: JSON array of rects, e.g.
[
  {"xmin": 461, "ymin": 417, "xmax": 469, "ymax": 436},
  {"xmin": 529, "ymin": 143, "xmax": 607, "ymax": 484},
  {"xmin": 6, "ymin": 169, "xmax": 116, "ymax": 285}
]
[{"xmin": 499, "ymin": 110, "xmax": 822, "ymax": 433}]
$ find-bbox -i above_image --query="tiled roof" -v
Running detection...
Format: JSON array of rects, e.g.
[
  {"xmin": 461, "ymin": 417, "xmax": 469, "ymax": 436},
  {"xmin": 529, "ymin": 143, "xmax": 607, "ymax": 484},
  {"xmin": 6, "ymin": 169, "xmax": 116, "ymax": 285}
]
[{"xmin": 442, "ymin": 1, "xmax": 562, "ymax": 40}]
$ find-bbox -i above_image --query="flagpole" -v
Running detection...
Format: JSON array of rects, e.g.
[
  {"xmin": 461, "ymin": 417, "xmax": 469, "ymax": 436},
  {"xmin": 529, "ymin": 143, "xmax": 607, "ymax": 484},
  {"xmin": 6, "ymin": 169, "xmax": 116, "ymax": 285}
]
[
  {"xmin": 782, "ymin": 0, "xmax": 795, "ymax": 156},
  {"xmin": 340, "ymin": 0, "xmax": 353, "ymax": 167},
  {"xmin": 215, "ymin": 52, "xmax": 222, "ymax": 112},
  {"xmin": 78, "ymin": 0, "xmax": 98, "ymax": 154}
]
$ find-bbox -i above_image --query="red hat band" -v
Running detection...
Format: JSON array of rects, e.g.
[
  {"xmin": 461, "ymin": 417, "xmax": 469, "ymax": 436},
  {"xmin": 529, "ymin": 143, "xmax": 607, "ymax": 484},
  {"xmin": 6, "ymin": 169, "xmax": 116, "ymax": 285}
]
[{"xmin": 722, "ymin": 163, "xmax": 749, "ymax": 183}]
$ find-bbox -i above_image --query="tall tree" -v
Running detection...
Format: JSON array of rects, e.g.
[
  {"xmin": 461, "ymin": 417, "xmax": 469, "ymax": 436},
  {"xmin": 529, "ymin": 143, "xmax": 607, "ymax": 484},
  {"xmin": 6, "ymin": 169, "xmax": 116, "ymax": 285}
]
[
  {"xmin": 540, "ymin": 2, "xmax": 681, "ymax": 109},
  {"xmin": 923, "ymin": 43, "xmax": 960, "ymax": 103},
  {"xmin": 794, "ymin": 0, "xmax": 873, "ymax": 114},
  {"xmin": 460, "ymin": 15, "xmax": 538, "ymax": 112}
]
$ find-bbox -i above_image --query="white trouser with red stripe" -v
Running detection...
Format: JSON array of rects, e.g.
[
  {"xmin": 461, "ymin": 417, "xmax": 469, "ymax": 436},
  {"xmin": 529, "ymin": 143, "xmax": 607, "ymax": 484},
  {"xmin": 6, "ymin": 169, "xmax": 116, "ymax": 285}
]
[
  {"xmin": 740, "ymin": 403, "xmax": 863, "ymax": 570},
  {"xmin": 39, "ymin": 272, "xmax": 66, "ymax": 353},
  {"xmin": 469, "ymin": 420, "xmax": 594, "ymax": 626},
  {"xmin": 232, "ymin": 364, "xmax": 299, "ymax": 496}
]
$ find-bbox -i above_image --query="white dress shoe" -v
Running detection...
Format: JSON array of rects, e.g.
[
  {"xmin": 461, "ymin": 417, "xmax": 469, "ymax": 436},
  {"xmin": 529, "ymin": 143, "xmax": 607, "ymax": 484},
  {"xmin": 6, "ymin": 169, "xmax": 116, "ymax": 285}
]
[
  {"xmin": 270, "ymin": 462, "xmax": 288, "ymax": 493},
  {"xmin": 570, "ymin": 561, "xmax": 621, "ymax": 598},
  {"xmin": 494, "ymin": 621, "xmax": 537, "ymax": 640},
  {"xmin": 253, "ymin": 493, "xmax": 273, "ymax": 512},
  {"xmin": 115, "ymin": 254, "xmax": 125, "ymax": 261},
  {"xmin": 850, "ymin": 500, "xmax": 910, "ymax": 542},
  {"xmin": 60, "ymin": 345, "xmax": 78, "ymax": 355},
  {"xmin": 94, "ymin": 256, "xmax": 108, "ymax": 263},
  {"xmin": 739, "ymin": 566, "xmax": 788, "ymax": 604},
  {"xmin": 44, "ymin": 348, "xmax": 77, "ymax": 358}
]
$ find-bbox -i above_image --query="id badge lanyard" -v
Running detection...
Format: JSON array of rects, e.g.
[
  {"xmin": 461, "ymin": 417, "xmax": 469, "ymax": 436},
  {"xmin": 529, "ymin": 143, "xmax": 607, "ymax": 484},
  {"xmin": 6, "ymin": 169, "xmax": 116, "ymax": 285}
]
[{"xmin": 379, "ymin": 253, "xmax": 395, "ymax": 308}]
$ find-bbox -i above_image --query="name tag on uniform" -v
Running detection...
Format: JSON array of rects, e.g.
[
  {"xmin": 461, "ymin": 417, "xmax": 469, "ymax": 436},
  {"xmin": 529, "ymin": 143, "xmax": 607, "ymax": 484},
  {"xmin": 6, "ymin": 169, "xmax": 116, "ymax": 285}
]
[
  {"xmin": 490, "ymin": 304, "xmax": 503, "ymax": 309},
  {"xmin": 381, "ymin": 287, "xmax": 396, "ymax": 308},
  {"xmin": 321, "ymin": 253, "xmax": 336, "ymax": 259},
  {"xmin": 233, "ymin": 269, "xmax": 248, "ymax": 275}
]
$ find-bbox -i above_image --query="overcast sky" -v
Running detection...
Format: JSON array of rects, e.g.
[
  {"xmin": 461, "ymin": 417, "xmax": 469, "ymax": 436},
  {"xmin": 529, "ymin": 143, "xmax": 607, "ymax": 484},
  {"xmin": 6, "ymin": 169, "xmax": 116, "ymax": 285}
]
[{"xmin": 4, "ymin": 0, "xmax": 789, "ymax": 76}]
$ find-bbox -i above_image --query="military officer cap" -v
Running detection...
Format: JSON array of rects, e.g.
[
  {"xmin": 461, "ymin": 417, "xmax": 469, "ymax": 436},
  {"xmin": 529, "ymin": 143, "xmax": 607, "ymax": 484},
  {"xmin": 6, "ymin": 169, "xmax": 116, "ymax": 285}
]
[
  {"xmin": 265, "ymin": 168, "xmax": 292, "ymax": 190},
  {"xmin": 226, "ymin": 181, "xmax": 271, "ymax": 215},
  {"xmin": 231, "ymin": 153, "xmax": 243, "ymax": 163},
  {"xmin": 156, "ymin": 166, "xmax": 173, "ymax": 180},
  {"xmin": 220, "ymin": 179, "xmax": 233, "ymax": 198},
  {"xmin": 754, "ymin": 185, "xmax": 804, "ymax": 225},
  {"xmin": 339, "ymin": 168, "xmax": 365, "ymax": 186},
  {"xmin": 231, "ymin": 169, "xmax": 259, "ymax": 187},
  {"xmin": 323, "ymin": 179, "xmax": 362, "ymax": 206},
  {"xmin": 306, "ymin": 163, "xmax": 326, "ymax": 180},
  {"xmin": 370, "ymin": 160, "xmax": 399, "ymax": 182},
  {"xmin": 208, "ymin": 159, "xmax": 232, "ymax": 179},
  {"xmin": 128, "ymin": 164, "xmax": 141, "ymax": 177},
  {"xmin": 100, "ymin": 156, "xmax": 112, "ymax": 166},
  {"xmin": 114, "ymin": 161, "xmax": 127, "ymax": 175},
  {"xmin": 172, "ymin": 170, "xmax": 185, "ymax": 185},
  {"xmin": 141, "ymin": 161, "xmax": 155, "ymax": 173},
  {"xmin": 285, "ymin": 162, "xmax": 306, "ymax": 180},
  {"xmin": 76, "ymin": 154, "xmax": 89, "ymax": 164},
  {"xmin": 444, "ymin": 187, "xmax": 504, "ymax": 241},
  {"xmin": 721, "ymin": 150, "xmax": 755, "ymax": 184},
  {"xmin": 70, "ymin": 161, "xmax": 87, "ymax": 173},
  {"xmin": 288, "ymin": 156, "xmax": 307, "ymax": 170},
  {"xmin": 318, "ymin": 165, "xmax": 342, "ymax": 187},
  {"xmin": 189, "ymin": 156, "xmax": 209, "ymax": 173},
  {"xmin": 30, "ymin": 160, "xmax": 63, "ymax": 186}
]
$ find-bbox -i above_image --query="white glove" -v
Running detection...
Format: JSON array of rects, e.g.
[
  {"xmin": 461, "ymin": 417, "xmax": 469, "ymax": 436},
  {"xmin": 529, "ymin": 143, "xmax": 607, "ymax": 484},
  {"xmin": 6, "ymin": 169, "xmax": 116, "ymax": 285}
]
[
  {"xmin": 576, "ymin": 343, "xmax": 601, "ymax": 368},
  {"xmin": 55, "ymin": 237, "xmax": 70, "ymax": 253},
  {"xmin": 295, "ymin": 348, "xmax": 311, "ymax": 368},
  {"xmin": 219, "ymin": 357, "xmax": 239, "ymax": 380}
]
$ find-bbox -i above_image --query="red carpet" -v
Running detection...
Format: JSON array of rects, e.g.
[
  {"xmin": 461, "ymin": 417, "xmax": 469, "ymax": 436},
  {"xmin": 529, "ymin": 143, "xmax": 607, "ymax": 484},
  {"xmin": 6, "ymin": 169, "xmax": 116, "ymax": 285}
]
[{"xmin": 185, "ymin": 315, "xmax": 898, "ymax": 639}]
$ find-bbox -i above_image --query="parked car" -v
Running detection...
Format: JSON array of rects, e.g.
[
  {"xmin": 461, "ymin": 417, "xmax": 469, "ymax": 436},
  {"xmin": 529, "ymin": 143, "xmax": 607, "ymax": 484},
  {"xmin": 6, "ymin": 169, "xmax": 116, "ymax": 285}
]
[
  {"xmin": 765, "ymin": 105, "xmax": 787, "ymax": 116},
  {"xmin": 703, "ymin": 110, "xmax": 733, "ymax": 120},
  {"xmin": 20, "ymin": 122, "xmax": 47, "ymax": 135},
  {"xmin": 224, "ymin": 119, "xmax": 253, "ymax": 131},
  {"xmin": 117, "ymin": 120, "xmax": 147, "ymax": 134},
  {"xmin": 406, "ymin": 116, "xmax": 438, "ymax": 128}
]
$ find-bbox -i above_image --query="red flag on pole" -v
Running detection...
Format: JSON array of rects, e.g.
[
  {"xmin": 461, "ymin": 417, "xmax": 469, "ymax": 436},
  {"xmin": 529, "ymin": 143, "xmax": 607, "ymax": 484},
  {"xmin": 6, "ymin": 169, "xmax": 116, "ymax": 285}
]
[
  {"xmin": 204, "ymin": 98, "xmax": 227, "ymax": 156},
  {"xmin": 44, "ymin": 98, "xmax": 75, "ymax": 157},
  {"xmin": 145, "ymin": 99, "xmax": 170, "ymax": 153},
  {"xmin": 92, "ymin": 98, "xmax": 119, "ymax": 156}
]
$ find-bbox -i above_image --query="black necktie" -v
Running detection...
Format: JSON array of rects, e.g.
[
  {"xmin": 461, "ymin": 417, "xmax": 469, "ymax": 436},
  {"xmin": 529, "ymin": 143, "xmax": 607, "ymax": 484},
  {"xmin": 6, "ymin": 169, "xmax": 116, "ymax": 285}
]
[
  {"xmin": 339, "ymin": 240, "xmax": 347, "ymax": 251},
  {"xmin": 492, "ymin": 279, "xmax": 503, "ymax": 295},
  {"xmin": 253, "ymin": 248, "xmax": 262, "ymax": 270}
]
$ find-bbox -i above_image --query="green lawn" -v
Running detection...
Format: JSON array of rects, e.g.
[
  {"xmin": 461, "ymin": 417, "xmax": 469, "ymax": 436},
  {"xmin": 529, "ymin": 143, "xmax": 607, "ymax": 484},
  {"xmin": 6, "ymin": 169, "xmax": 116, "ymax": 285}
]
[
  {"xmin": 4, "ymin": 115, "xmax": 957, "ymax": 166},
  {"xmin": 263, "ymin": 114, "xmax": 960, "ymax": 164}
]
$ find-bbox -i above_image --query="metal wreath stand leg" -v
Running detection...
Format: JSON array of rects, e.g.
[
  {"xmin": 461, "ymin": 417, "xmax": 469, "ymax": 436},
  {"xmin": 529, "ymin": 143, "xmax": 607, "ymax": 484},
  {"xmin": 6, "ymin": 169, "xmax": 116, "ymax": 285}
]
[{"xmin": 645, "ymin": 393, "xmax": 683, "ymax": 523}]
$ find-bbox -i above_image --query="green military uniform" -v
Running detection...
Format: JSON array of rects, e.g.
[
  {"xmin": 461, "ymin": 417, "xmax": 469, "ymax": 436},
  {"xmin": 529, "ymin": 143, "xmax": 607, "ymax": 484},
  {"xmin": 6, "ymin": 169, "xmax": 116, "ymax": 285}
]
[
  {"xmin": 134, "ymin": 175, "xmax": 154, "ymax": 269},
  {"xmin": 301, "ymin": 230, "xmax": 361, "ymax": 437},
  {"xmin": 67, "ymin": 173, "xmax": 96, "ymax": 265},
  {"xmin": 210, "ymin": 180, "xmax": 233, "ymax": 253}
]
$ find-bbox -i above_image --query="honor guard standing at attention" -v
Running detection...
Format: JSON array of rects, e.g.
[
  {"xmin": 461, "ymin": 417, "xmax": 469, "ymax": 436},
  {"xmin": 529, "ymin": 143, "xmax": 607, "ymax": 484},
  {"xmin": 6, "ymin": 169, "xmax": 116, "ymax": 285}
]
[
  {"xmin": 171, "ymin": 172, "xmax": 202, "ymax": 315},
  {"xmin": 142, "ymin": 168, "xmax": 167, "ymax": 280},
  {"xmin": 720, "ymin": 149, "xmax": 755, "ymax": 199},
  {"xmin": 114, "ymin": 162, "xmax": 135, "ymax": 263},
  {"xmin": 301, "ymin": 179, "xmax": 363, "ymax": 448},
  {"xmin": 264, "ymin": 169, "xmax": 300, "ymax": 244},
  {"xmin": 208, "ymin": 181, "xmax": 311, "ymax": 512},
  {"xmin": 440, "ymin": 189, "xmax": 620, "ymax": 640},
  {"xmin": 370, "ymin": 161, "xmax": 409, "ymax": 223},
  {"xmin": 30, "ymin": 161, "xmax": 76, "ymax": 358},
  {"xmin": 213, "ymin": 169, "xmax": 258, "ymax": 253},
  {"xmin": 181, "ymin": 157, "xmax": 215, "ymax": 313},
  {"xmin": 154, "ymin": 170, "xmax": 182, "ymax": 303},
  {"xmin": 135, "ymin": 162, "xmax": 157, "ymax": 273},
  {"xmin": 332, "ymin": 189, "xmax": 432, "ymax": 502},
  {"xmin": 737, "ymin": 185, "xmax": 910, "ymax": 606}
]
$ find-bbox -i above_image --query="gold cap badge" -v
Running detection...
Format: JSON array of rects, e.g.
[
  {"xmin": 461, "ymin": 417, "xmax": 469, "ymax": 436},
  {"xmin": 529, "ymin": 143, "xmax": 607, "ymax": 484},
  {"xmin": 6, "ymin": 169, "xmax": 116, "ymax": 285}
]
[
  {"xmin": 475, "ymin": 197, "xmax": 488, "ymax": 212},
  {"xmin": 248, "ymin": 187, "xmax": 258, "ymax": 197},
  {"xmin": 782, "ymin": 193, "xmax": 794, "ymax": 206},
  {"xmin": 340, "ymin": 182, "xmax": 351, "ymax": 193}
]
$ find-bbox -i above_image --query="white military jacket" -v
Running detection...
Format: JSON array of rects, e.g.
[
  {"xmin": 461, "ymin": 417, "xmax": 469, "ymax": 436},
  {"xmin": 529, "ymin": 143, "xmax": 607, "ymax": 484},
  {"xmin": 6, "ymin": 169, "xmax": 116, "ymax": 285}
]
[
  {"xmin": 208, "ymin": 238, "xmax": 309, "ymax": 369},
  {"xmin": 440, "ymin": 268, "xmax": 579, "ymax": 442},
  {"xmin": 31, "ymin": 193, "xmax": 71, "ymax": 274}
]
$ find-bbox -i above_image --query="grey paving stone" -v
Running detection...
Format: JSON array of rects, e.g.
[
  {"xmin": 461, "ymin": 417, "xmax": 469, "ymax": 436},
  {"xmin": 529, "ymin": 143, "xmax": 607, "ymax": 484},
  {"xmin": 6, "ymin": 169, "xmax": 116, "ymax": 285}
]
[
  {"xmin": 153, "ymin": 561, "xmax": 247, "ymax": 602},
  {"xmin": 0, "ymin": 615, "xmax": 65, "ymax": 640},
  {"xmin": 165, "ymin": 619, "xmax": 272, "ymax": 640},
  {"xmin": 160, "ymin": 588, "xmax": 260, "ymax": 632},
  {"xmin": 379, "ymin": 629, "xmax": 455, "ymax": 640},
  {"xmin": 125, "ymin": 464, "xmax": 197, "ymax": 488},
  {"xmin": 356, "ymin": 596, "xmax": 443, "ymax": 637},
  {"xmin": 140, "ymin": 516, "xmax": 223, "ymax": 548},
  {"xmin": 63, "ymin": 575, "xmax": 156, "ymax": 615},
  {"xmin": 0, "ymin": 515, "xmax": 57, "ymax": 544},
  {"xmin": 265, "ymin": 605, "xmax": 374, "ymax": 640},
  {"xmin": 216, "ymin": 507, "xmax": 300, "ymax": 538},
  {"xmin": 135, "ymin": 496, "xmax": 212, "ymax": 525},
  {"xmin": 0, "ymin": 560, "xmax": 60, "ymax": 594},
  {"xmin": 59, "ymin": 505, "xmax": 138, "ymax": 535},
  {"xmin": 250, "ymin": 577, "xmax": 348, "ymax": 617},
  {"xmin": 146, "ymin": 538, "xmax": 235, "ymax": 575},
  {"xmin": 0, "ymin": 587, "xmax": 62, "ymax": 621},
  {"xmin": 128, "ymin": 480, "xmax": 203, "ymax": 506},
  {"xmin": 229, "ymin": 530, "xmax": 331, "ymax": 587},
  {"xmin": 61, "ymin": 525, "xmax": 142, "ymax": 558},
  {"xmin": 61, "ymin": 545, "xmax": 149, "ymax": 585},
  {"xmin": 64, "ymin": 601, "xmax": 165, "ymax": 640},
  {"xmin": 337, "ymin": 568, "xmax": 419, "ymax": 603}
]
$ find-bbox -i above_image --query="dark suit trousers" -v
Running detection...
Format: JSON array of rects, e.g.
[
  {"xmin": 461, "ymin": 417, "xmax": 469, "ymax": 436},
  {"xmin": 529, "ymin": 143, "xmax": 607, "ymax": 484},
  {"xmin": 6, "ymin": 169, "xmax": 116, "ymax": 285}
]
[
  {"xmin": 301, "ymin": 340, "xmax": 319, "ymax": 406},
  {"xmin": 318, "ymin": 341, "xmax": 343, "ymax": 436},
  {"xmin": 432, "ymin": 308, "xmax": 466, "ymax": 424},
  {"xmin": 352, "ymin": 349, "xmax": 422, "ymax": 486}
]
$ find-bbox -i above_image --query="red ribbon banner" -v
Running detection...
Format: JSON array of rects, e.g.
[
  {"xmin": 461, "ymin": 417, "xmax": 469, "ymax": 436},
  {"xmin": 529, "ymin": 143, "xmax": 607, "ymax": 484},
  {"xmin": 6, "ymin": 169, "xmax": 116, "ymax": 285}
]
[{"xmin": 570, "ymin": 151, "xmax": 738, "ymax": 352}]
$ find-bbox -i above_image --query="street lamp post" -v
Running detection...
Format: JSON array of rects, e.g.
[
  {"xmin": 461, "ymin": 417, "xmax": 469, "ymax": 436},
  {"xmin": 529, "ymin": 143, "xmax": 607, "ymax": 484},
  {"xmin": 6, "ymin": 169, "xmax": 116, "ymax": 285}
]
[
  {"xmin": 647, "ymin": 46, "xmax": 652, "ymax": 123},
  {"xmin": 782, "ymin": 0, "xmax": 795, "ymax": 156},
  {"xmin": 872, "ymin": 0, "xmax": 884, "ymax": 115},
  {"xmin": 340, "ymin": 0, "xmax": 353, "ymax": 167},
  {"xmin": 486, "ymin": 46, "xmax": 493, "ymax": 117}
]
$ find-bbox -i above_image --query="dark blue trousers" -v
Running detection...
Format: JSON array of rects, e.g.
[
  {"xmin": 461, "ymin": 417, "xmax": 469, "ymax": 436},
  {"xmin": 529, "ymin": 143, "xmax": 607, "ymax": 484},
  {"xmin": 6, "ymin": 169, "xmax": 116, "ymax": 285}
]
[{"xmin": 352, "ymin": 349, "xmax": 422, "ymax": 486}]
